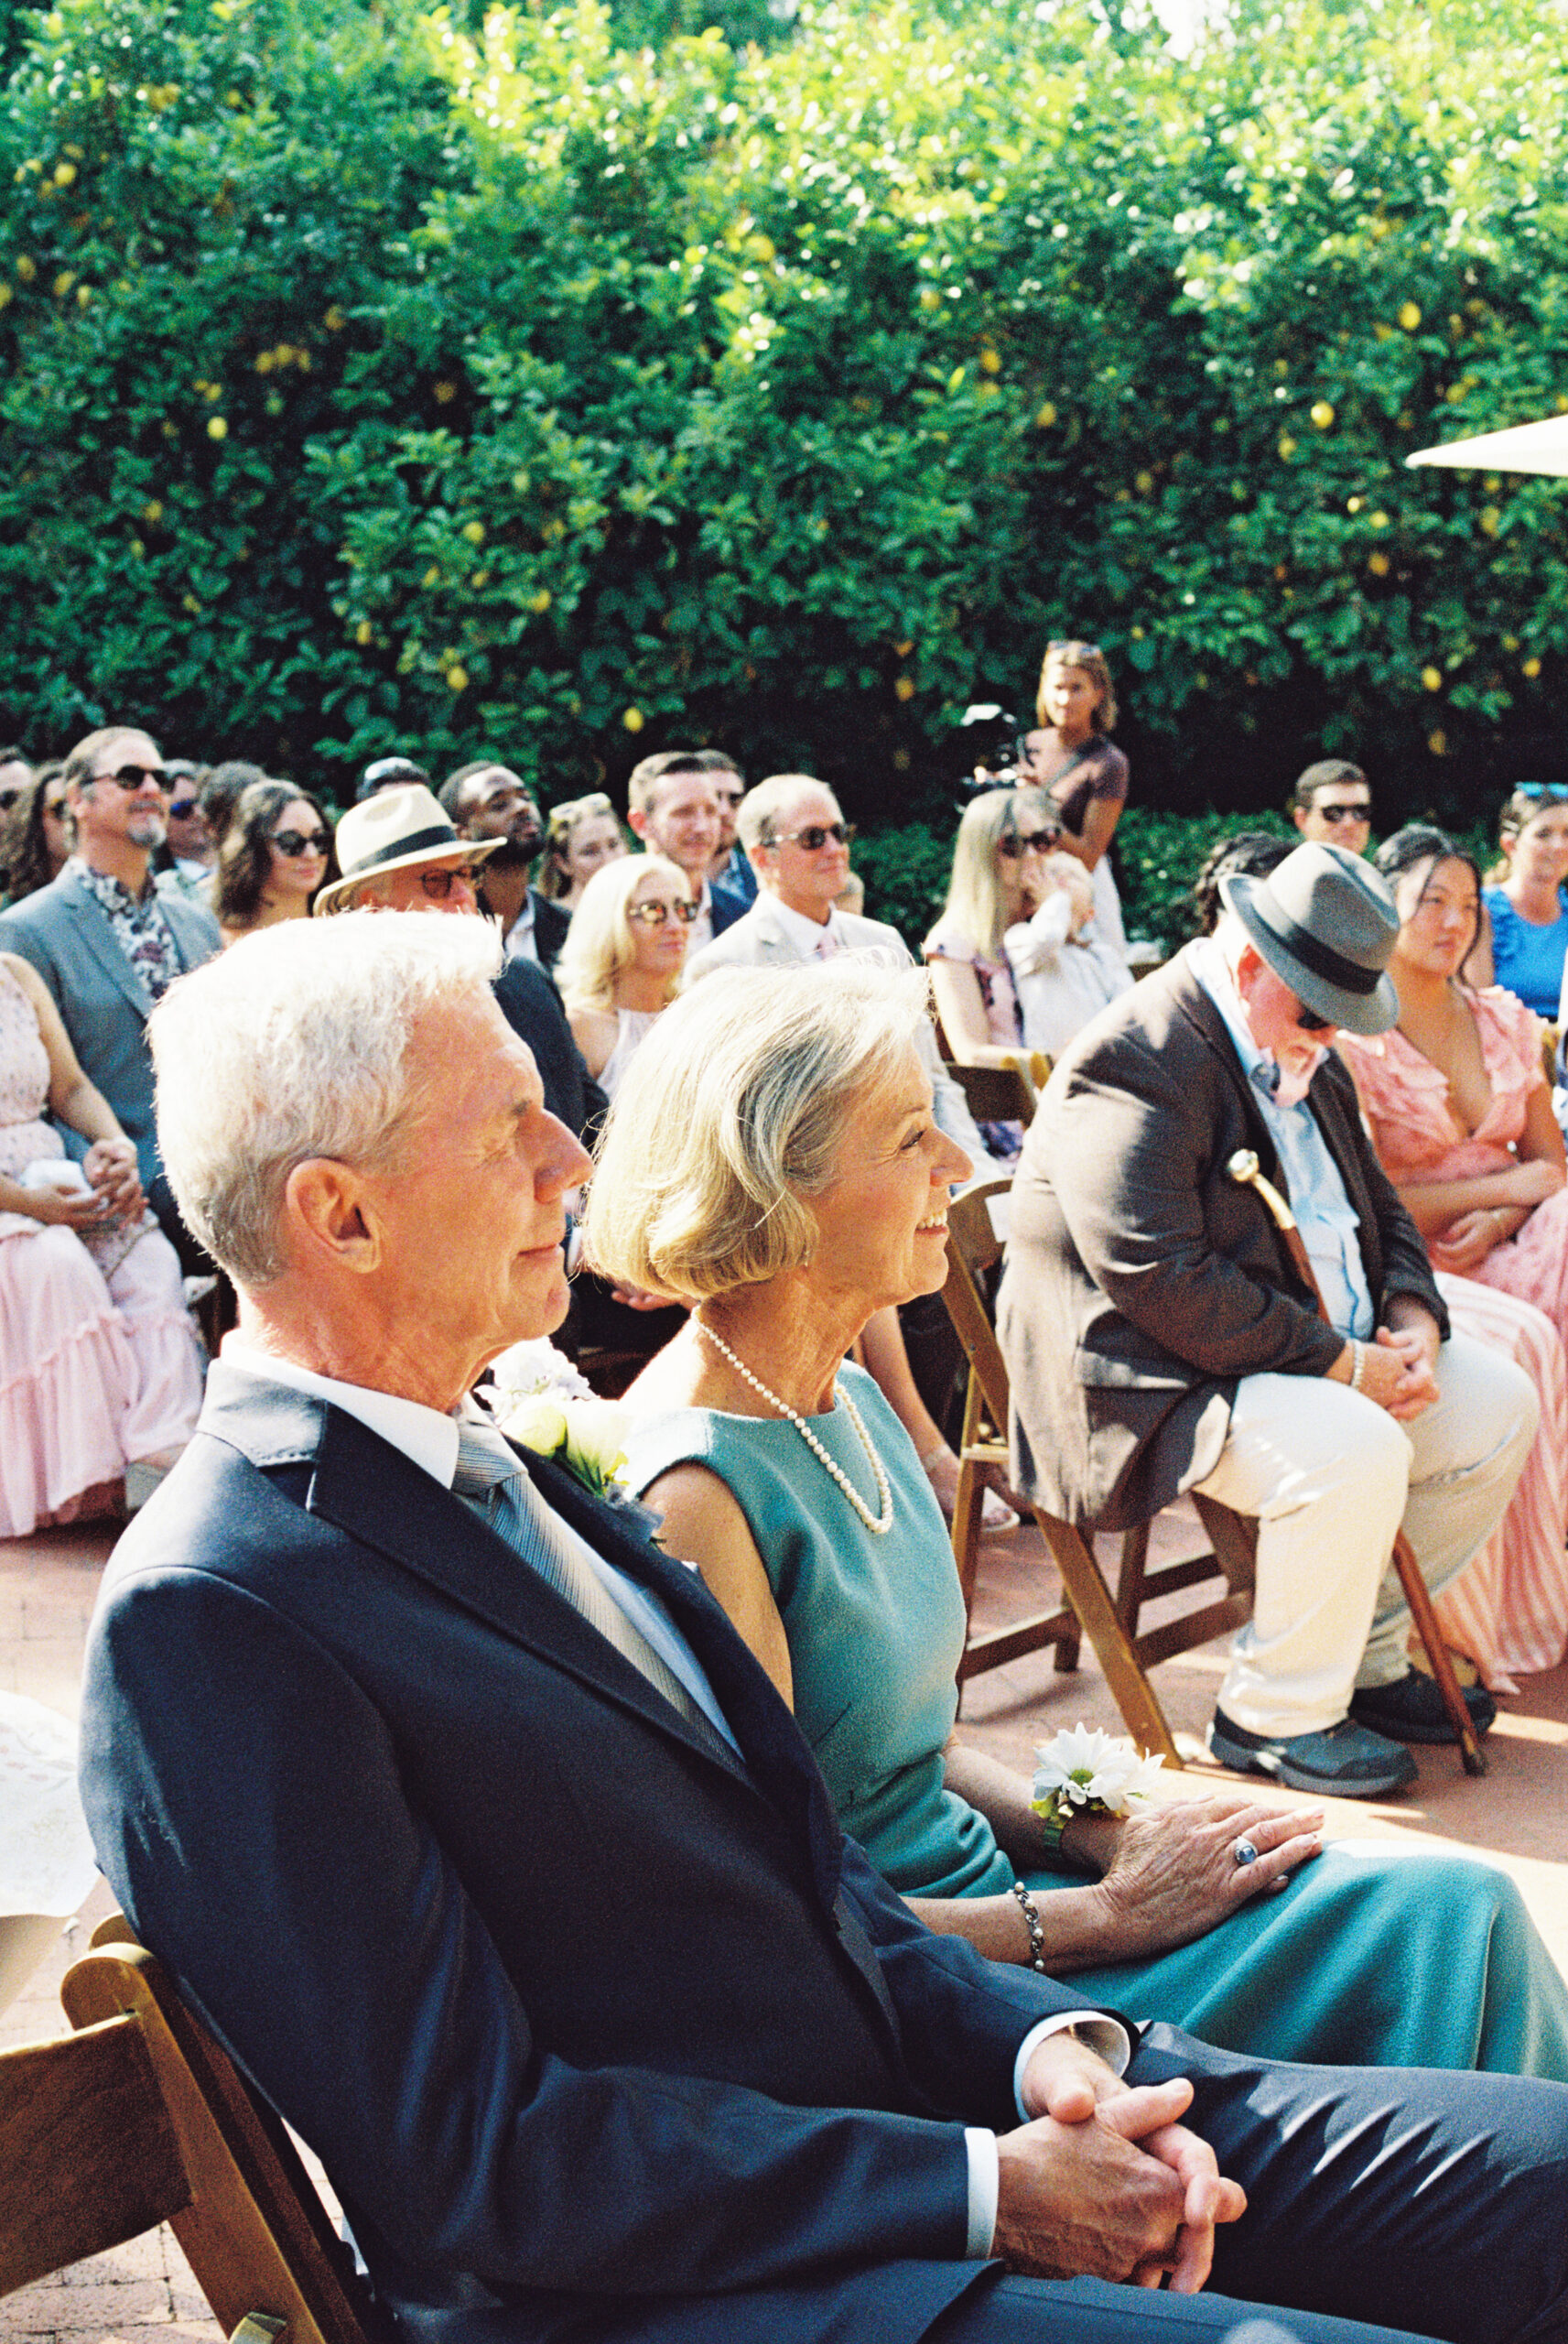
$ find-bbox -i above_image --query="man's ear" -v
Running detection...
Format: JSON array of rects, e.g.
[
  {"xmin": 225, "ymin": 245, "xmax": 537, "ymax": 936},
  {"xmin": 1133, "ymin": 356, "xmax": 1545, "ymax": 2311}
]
[
  {"xmin": 626, "ymin": 806, "xmax": 650, "ymax": 845},
  {"xmin": 285, "ymin": 1157, "xmax": 382, "ymax": 1275}
]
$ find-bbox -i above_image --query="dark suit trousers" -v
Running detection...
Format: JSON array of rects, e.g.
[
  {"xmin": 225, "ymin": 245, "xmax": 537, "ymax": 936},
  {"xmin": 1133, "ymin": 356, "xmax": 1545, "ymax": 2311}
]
[{"xmin": 929, "ymin": 2030, "xmax": 1568, "ymax": 2344}]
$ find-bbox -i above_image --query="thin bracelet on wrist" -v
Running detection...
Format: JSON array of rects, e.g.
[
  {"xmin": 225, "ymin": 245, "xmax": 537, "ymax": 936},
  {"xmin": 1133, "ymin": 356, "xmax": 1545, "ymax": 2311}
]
[
  {"xmin": 1348, "ymin": 1340, "xmax": 1368, "ymax": 1394},
  {"xmin": 1010, "ymin": 1882, "xmax": 1049, "ymax": 1975}
]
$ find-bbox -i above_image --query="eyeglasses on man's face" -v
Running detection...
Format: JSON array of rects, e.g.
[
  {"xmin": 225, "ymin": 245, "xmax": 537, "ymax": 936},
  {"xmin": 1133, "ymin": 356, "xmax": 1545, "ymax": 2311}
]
[
  {"xmin": 270, "ymin": 827, "xmax": 330, "ymax": 858},
  {"xmin": 1314, "ymin": 801, "xmax": 1372, "ymax": 827},
  {"xmin": 628, "ymin": 897, "xmax": 699, "ymax": 928},
  {"xmin": 769, "ymin": 821, "xmax": 854, "ymax": 852},
  {"xmin": 92, "ymin": 764, "xmax": 171, "ymax": 794}
]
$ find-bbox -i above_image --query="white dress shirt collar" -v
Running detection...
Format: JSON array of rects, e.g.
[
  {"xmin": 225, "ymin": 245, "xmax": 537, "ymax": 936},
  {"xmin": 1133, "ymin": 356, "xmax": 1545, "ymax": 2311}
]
[
  {"xmin": 221, "ymin": 1341, "xmax": 464, "ymax": 1486},
  {"xmin": 770, "ymin": 895, "xmax": 845, "ymax": 958}
]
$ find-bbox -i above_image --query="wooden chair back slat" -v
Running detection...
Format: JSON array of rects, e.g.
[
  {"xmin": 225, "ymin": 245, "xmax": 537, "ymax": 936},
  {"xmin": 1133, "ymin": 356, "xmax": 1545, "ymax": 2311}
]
[
  {"xmin": 940, "ymin": 1179, "xmax": 1259, "ymax": 1764},
  {"xmin": 0, "ymin": 2016, "xmax": 191, "ymax": 2295},
  {"xmin": 942, "ymin": 1059, "xmax": 1038, "ymax": 1128},
  {"xmin": 60, "ymin": 1944, "xmax": 381, "ymax": 2344}
]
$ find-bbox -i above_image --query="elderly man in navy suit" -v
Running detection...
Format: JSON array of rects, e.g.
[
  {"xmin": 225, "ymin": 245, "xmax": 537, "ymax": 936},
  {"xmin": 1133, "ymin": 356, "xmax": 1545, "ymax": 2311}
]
[
  {"xmin": 0, "ymin": 722, "xmax": 219, "ymax": 1263},
  {"xmin": 80, "ymin": 913, "xmax": 1568, "ymax": 2344}
]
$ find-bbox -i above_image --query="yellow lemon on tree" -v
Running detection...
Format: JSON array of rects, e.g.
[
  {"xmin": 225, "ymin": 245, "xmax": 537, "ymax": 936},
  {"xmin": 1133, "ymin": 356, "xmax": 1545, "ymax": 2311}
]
[
  {"xmin": 207, "ymin": 416, "xmax": 227, "ymax": 440},
  {"xmin": 1523, "ymin": 657, "xmax": 1542, "ymax": 678},
  {"xmin": 446, "ymin": 665, "xmax": 469, "ymax": 692},
  {"xmin": 622, "ymin": 706, "xmax": 644, "ymax": 732},
  {"xmin": 1310, "ymin": 401, "xmax": 1335, "ymax": 429},
  {"xmin": 1422, "ymin": 665, "xmax": 1442, "ymax": 691},
  {"xmin": 1399, "ymin": 301, "xmax": 1422, "ymax": 331}
]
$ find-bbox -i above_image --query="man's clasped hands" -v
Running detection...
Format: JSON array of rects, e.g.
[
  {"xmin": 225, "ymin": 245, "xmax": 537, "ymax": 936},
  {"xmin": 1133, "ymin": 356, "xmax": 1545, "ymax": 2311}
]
[{"xmin": 1000, "ymin": 2035, "xmax": 1244, "ymax": 2294}]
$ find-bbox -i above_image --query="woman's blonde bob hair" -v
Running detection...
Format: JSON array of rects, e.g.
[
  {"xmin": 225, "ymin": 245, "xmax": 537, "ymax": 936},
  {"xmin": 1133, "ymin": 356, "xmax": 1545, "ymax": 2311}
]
[
  {"xmin": 556, "ymin": 852, "xmax": 690, "ymax": 1015},
  {"xmin": 585, "ymin": 959, "xmax": 932, "ymax": 1305}
]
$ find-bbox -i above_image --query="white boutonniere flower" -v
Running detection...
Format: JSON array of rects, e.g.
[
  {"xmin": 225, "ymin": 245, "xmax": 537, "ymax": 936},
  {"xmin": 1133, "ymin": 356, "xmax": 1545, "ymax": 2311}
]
[
  {"xmin": 1030, "ymin": 1724, "xmax": 1164, "ymax": 1833},
  {"xmin": 492, "ymin": 1391, "xmax": 633, "ymax": 1504}
]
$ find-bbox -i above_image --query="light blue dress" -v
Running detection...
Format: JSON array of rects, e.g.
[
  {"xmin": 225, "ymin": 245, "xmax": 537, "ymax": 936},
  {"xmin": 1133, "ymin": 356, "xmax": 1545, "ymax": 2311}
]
[{"xmin": 624, "ymin": 1363, "xmax": 1568, "ymax": 2076}]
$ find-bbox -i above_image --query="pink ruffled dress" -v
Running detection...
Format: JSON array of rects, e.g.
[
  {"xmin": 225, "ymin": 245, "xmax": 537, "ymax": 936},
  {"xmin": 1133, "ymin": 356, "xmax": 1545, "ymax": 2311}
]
[
  {"xmin": 0, "ymin": 960, "xmax": 203, "ymax": 1537},
  {"xmin": 1342, "ymin": 988, "xmax": 1568, "ymax": 1688}
]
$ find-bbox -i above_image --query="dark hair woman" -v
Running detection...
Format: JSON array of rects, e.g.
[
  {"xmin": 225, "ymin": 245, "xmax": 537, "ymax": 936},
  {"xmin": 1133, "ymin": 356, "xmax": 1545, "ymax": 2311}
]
[{"xmin": 215, "ymin": 780, "xmax": 335, "ymax": 945}]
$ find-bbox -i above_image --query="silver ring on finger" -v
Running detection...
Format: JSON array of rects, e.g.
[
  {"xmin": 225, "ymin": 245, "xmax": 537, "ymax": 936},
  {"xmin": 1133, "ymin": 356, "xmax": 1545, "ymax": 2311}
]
[{"xmin": 1232, "ymin": 1837, "xmax": 1260, "ymax": 1867}]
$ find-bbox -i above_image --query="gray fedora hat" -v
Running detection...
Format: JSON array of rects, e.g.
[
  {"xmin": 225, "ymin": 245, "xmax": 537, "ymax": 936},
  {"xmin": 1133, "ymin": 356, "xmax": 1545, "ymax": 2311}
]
[{"xmin": 1219, "ymin": 841, "xmax": 1400, "ymax": 1036}]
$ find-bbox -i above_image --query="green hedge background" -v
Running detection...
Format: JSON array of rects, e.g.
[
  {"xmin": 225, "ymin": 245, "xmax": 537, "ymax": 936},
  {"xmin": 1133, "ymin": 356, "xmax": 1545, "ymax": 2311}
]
[{"xmin": 2, "ymin": 0, "xmax": 1563, "ymax": 915}]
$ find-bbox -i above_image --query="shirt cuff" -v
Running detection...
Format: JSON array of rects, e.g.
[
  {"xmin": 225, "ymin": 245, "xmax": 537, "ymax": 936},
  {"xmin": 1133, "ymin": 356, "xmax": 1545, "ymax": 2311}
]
[
  {"xmin": 963, "ymin": 2128, "xmax": 999, "ymax": 2258},
  {"xmin": 1012, "ymin": 2011, "xmax": 1132, "ymax": 2121},
  {"xmin": 962, "ymin": 2013, "xmax": 1133, "ymax": 2261}
]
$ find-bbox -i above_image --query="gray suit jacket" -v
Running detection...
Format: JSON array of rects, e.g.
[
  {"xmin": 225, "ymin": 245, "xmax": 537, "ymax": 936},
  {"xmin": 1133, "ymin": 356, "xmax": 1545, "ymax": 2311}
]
[
  {"xmin": 0, "ymin": 866, "xmax": 221, "ymax": 1186},
  {"xmin": 686, "ymin": 897, "xmax": 1000, "ymax": 1171},
  {"xmin": 998, "ymin": 946, "xmax": 1448, "ymax": 1531}
]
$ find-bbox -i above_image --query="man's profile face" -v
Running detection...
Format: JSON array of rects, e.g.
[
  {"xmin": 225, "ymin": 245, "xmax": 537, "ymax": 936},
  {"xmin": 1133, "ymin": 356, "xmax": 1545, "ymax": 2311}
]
[
  {"xmin": 361, "ymin": 991, "xmax": 591, "ymax": 1377},
  {"xmin": 460, "ymin": 768, "xmax": 543, "ymax": 856},
  {"xmin": 1235, "ymin": 945, "xmax": 1332, "ymax": 1100},
  {"xmin": 72, "ymin": 730, "xmax": 168, "ymax": 857},
  {"xmin": 756, "ymin": 783, "xmax": 851, "ymax": 919},
  {"xmin": 641, "ymin": 774, "xmax": 720, "ymax": 880},
  {"xmin": 1294, "ymin": 782, "xmax": 1370, "ymax": 850}
]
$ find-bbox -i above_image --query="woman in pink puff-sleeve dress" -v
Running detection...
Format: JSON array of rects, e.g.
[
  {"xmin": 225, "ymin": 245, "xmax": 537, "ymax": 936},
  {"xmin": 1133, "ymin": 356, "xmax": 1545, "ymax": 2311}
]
[{"xmin": 0, "ymin": 952, "xmax": 202, "ymax": 1536}]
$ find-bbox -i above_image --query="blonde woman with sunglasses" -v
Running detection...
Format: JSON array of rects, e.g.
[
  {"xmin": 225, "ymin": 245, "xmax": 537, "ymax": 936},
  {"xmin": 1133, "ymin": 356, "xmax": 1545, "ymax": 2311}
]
[
  {"xmin": 558, "ymin": 853, "xmax": 696, "ymax": 1098},
  {"xmin": 924, "ymin": 784, "xmax": 1058, "ymax": 1065}
]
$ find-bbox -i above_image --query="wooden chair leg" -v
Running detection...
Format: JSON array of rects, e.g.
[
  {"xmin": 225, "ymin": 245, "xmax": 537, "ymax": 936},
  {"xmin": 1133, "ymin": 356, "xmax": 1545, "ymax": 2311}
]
[
  {"xmin": 1033, "ymin": 1514, "xmax": 1181, "ymax": 1764},
  {"xmin": 1114, "ymin": 1519, "xmax": 1151, "ymax": 1633},
  {"xmin": 950, "ymin": 1373, "xmax": 987, "ymax": 1625}
]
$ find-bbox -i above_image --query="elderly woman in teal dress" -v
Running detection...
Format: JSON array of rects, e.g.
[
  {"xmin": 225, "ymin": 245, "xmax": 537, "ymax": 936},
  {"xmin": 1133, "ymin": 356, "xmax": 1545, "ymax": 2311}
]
[{"xmin": 585, "ymin": 956, "xmax": 1568, "ymax": 2077}]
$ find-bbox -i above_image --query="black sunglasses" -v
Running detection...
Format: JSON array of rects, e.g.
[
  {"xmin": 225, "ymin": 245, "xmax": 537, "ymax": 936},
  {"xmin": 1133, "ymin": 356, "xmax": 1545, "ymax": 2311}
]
[
  {"xmin": 998, "ymin": 829, "xmax": 1060, "ymax": 858},
  {"xmin": 770, "ymin": 821, "xmax": 854, "ymax": 852},
  {"xmin": 270, "ymin": 827, "xmax": 330, "ymax": 857},
  {"xmin": 1293, "ymin": 998, "xmax": 1334, "ymax": 1033},
  {"xmin": 1314, "ymin": 801, "xmax": 1372, "ymax": 826},
  {"xmin": 93, "ymin": 764, "xmax": 171, "ymax": 793}
]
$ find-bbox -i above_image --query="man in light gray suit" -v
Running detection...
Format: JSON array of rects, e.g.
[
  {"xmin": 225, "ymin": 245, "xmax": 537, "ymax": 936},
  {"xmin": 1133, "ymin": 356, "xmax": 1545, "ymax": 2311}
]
[
  {"xmin": 686, "ymin": 770, "xmax": 998, "ymax": 1171},
  {"xmin": 0, "ymin": 723, "xmax": 220, "ymax": 1264}
]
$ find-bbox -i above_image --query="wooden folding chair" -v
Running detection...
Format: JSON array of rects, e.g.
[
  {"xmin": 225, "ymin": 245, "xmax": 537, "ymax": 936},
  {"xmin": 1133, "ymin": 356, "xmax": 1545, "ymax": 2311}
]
[
  {"xmin": 941, "ymin": 1178, "xmax": 1255, "ymax": 1763},
  {"xmin": 941, "ymin": 1058, "xmax": 1040, "ymax": 1129},
  {"xmin": 1, "ymin": 1930, "xmax": 380, "ymax": 2344}
]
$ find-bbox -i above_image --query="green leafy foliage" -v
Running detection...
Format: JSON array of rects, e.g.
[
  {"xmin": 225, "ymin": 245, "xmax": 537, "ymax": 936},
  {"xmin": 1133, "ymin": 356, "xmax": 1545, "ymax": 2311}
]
[{"xmin": 0, "ymin": 0, "xmax": 1564, "ymax": 826}]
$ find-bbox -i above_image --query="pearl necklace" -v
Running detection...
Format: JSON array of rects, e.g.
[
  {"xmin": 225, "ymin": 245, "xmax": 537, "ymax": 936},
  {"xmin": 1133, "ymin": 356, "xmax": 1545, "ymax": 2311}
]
[{"xmin": 695, "ymin": 1318, "xmax": 894, "ymax": 1536}]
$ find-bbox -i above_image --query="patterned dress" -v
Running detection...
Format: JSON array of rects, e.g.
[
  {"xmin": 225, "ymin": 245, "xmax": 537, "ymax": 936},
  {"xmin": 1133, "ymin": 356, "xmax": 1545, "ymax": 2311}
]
[
  {"xmin": 0, "ymin": 959, "xmax": 202, "ymax": 1536},
  {"xmin": 1341, "ymin": 988, "xmax": 1568, "ymax": 1688}
]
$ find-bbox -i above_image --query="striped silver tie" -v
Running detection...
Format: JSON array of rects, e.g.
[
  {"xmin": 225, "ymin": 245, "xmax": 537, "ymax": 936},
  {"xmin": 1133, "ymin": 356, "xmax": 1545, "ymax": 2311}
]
[{"xmin": 452, "ymin": 1422, "xmax": 707, "ymax": 1731}]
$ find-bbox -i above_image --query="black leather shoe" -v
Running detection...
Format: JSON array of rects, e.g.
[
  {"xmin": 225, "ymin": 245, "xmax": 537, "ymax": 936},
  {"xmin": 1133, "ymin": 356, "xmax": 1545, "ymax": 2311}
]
[
  {"xmin": 1349, "ymin": 1671, "xmax": 1496, "ymax": 1747},
  {"xmin": 1208, "ymin": 1710, "xmax": 1417, "ymax": 1797}
]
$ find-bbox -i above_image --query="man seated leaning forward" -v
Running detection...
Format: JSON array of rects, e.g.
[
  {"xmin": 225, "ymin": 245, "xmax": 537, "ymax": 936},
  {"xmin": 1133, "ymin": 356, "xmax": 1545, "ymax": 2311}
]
[
  {"xmin": 79, "ymin": 911, "xmax": 1568, "ymax": 2344},
  {"xmin": 1000, "ymin": 840, "xmax": 1535, "ymax": 1799}
]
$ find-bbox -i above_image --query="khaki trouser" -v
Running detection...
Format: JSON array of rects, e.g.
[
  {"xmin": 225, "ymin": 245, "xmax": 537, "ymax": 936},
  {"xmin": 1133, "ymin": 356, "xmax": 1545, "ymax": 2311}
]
[{"xmin": 1195, "ymin": 1332, "xmax": 1538, "ymax": 1739}]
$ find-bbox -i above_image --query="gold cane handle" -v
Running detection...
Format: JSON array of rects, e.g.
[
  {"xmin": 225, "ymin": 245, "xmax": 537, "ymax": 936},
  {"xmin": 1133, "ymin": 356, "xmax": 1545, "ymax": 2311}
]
[{"xmin": 1227, "ymin": 1148, "xmax": 1299, "ymax": 1233}]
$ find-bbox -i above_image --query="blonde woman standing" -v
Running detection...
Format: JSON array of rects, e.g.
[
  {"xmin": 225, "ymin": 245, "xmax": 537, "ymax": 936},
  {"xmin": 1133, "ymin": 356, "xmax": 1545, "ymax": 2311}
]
[
  {"xmin": 558, "ymin": 854, "xmax": 695, "ymax": 1098},
  {"xmin": 1021, "ymin": 636, "xmax": 1130, "ymax": 958},
  {"xmin": 537, "ymin": 792, "xmax": 628, "ymax": 911}
]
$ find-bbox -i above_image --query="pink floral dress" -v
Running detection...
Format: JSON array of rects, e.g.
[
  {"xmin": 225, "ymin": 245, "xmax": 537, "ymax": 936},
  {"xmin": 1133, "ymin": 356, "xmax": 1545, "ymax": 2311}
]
[
  {"xmin": 1342, "ymin": 988, "xmax": 1568, "ymax": 1687},
  {"xmin": 0, "ymin": 959, "xmax": 202, "ymax": 1536}
]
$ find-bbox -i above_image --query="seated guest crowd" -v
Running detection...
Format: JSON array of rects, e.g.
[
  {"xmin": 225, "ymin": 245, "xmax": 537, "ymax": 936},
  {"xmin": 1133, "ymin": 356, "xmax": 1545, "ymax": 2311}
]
[{"xmin": 7, "ymin": 664, "xmax": 1568, "ymax": 2338}]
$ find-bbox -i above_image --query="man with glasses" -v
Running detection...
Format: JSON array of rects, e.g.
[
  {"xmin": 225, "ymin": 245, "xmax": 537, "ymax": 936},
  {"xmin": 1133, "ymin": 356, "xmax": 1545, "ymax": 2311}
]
[
  {"xmin": 1289, "ymin": 760, "xmax": 1373, "ymax": 852},
  {"xmin": 318, "ymin": 783, "xmax": 606, "ymax": 1145},
  {"xmin": 999, "ymin": 841, "xmax": 1534, "ymax": 1797},
  {"xmin": 626, "ymin": 750, "xmax": 750, "ymax": 951},
  {"xmin": 441, "ymin": 760, "xmax": 570, "ymax": 973},
  {"xmin": 0, "ymin": 724, "xmax": 220, "ymax": 1264}
]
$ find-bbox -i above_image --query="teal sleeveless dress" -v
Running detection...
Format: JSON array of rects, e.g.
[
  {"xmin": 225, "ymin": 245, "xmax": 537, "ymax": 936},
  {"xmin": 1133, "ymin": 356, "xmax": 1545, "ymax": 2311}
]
[{"xmin": 623, "ymin": 1363, "xmax": 1568, "ymax": 2077}]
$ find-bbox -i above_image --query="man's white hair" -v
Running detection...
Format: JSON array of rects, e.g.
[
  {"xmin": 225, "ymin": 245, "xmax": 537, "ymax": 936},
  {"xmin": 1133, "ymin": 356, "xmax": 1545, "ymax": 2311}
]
[{"xmin": 150, "ymin": 910, "xmax": 502, "ymax": 1288}]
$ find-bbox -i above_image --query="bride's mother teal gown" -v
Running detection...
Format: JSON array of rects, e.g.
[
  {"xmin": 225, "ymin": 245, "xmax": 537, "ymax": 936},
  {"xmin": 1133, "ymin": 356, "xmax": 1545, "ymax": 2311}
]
[{"xmin": 624, "ymin": 1363, "xmax": 1568, "ymax": 2077}]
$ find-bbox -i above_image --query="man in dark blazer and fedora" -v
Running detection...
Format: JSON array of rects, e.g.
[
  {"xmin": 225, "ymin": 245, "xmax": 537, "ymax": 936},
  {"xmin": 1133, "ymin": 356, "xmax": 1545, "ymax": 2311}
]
[
  {"xmin": 0, "ymin": 722, "xmax": 220, "ymax": 1264},
  {"xmin": 79, "ymin": 912, "xmax": 1568, "ymax": 2344},
  {"xmin": 1000, "ymin": 841, "xmax": 1535, "ymax": 1801}
]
